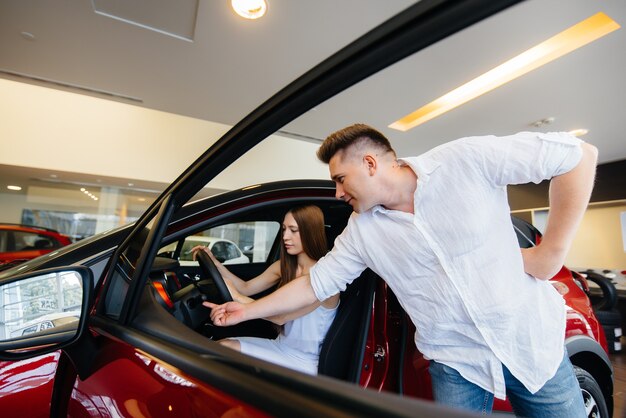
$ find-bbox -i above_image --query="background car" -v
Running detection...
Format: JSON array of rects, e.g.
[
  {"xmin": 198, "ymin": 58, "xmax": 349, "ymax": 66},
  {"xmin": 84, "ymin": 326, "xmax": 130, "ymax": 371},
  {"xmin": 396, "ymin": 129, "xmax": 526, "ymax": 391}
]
[
  {"xmin": 0, "ymin": 1, "xmax": 614, "ymax": 417},
  {"xmin": 0, "ymin": 223, "xmax": 72, "ymax": 266},
  {"xmin": 159, "ymin": 236, "xmax": 250, "ymax": 266}
]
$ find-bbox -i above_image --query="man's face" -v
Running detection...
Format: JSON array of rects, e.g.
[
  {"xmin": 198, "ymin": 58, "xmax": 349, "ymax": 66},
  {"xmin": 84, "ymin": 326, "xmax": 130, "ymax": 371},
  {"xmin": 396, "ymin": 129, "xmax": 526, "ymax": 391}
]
[{"xmin": 329, "ymin": 150, "xmax": 376, "ymax": 213}]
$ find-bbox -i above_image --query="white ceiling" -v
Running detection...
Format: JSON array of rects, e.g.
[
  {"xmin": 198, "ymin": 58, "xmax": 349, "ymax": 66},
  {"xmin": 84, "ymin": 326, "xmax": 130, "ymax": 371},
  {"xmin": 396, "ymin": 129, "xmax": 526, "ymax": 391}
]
[{"xmin": 0, "ymin": 0, "xmax": 625, "ymax": 196}]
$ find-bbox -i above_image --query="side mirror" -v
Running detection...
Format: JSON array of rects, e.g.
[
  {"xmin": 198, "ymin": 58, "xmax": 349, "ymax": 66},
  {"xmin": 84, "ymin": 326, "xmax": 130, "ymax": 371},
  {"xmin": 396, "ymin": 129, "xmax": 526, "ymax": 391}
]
[{"xmin": 0, "ymin": 266, "xmax": 93, "ymax": 361}]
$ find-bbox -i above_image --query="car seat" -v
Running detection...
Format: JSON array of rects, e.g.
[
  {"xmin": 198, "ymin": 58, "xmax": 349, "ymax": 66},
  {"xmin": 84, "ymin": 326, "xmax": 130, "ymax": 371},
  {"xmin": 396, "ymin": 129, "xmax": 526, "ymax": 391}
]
[{"xmin": 317, "ymin": 269, "xmax": 377, "ymax": 382}]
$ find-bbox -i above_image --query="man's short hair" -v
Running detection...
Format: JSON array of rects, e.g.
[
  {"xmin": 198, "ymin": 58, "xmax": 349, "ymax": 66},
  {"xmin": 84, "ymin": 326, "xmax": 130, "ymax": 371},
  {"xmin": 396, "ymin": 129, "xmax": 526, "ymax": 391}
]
[{"xmin": 317, "ymin": 123, "xmax": 396, "ymax": 164}]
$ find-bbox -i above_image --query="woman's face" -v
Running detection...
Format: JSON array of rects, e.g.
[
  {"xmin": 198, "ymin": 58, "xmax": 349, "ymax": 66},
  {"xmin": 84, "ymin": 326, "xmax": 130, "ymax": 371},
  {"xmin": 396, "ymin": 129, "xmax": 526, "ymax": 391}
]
[{"xmin": 282, "ymin": 212, "xmax": 303, "ymax": 256}]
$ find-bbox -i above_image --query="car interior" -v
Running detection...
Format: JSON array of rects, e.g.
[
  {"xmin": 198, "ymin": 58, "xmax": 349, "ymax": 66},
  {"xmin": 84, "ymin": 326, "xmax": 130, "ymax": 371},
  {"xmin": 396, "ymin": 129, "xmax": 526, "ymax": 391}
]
[
  {"xmin": 136, "ymin": 193, "xmax": 542, "ymax": 384},
  {"xmin": 140, "ymin": 196, "xmax": 380, "ymax": 382}
]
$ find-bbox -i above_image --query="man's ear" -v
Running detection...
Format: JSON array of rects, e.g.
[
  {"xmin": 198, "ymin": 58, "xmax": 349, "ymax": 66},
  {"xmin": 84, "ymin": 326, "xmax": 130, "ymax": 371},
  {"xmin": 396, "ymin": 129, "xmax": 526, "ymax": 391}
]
[{"xmin": 363, "ymin": 154, "xmax": 377, "ymax": 175}]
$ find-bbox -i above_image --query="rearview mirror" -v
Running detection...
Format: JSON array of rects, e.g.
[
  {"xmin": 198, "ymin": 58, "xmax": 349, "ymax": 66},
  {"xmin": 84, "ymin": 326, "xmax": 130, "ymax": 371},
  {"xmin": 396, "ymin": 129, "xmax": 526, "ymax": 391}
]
[{"xmin": 0, "ymin": 266, "xmax": 92, "ymax": 360}]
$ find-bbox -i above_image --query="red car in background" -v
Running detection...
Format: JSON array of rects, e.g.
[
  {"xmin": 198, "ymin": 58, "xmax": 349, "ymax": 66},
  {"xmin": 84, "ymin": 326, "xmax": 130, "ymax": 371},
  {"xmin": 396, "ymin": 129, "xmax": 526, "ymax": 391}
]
[
  {"xmin": 0, "ymin": 224, "xmax": 72, "ymax": 267},
  {"xmin": 0, "ymin": 0, "xmax": 614, "ymax": 417}
]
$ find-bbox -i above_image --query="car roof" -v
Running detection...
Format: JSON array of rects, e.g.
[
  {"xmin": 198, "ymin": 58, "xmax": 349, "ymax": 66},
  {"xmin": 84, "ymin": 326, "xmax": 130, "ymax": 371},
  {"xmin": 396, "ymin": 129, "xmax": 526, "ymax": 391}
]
[{"xmin": 0, "ymin": 223, "xmax": 64, "ymax": 235}]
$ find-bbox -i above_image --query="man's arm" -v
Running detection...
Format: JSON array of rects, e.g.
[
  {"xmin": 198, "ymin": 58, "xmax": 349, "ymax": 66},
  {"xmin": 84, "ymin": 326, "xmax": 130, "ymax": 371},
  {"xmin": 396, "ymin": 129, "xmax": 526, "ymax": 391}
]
[
  {"xmin": 522, "ymin": 142, "xmax": 598, "ymax": 280},
  {"xmin": 205, "ymin": 275, "xmax": 318, "ymax": 326}
]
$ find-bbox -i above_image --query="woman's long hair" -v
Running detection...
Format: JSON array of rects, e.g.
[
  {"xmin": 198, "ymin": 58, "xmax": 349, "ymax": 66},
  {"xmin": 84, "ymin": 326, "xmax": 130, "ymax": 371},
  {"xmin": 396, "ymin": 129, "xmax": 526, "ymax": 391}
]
[{"xmin": 278, "ymin": 205, "xmax": 327, "ymax": 288}]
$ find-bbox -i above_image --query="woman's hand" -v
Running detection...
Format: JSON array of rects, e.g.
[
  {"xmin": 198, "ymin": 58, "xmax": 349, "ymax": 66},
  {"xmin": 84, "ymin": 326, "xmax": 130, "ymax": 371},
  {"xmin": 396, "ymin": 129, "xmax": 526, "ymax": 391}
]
[
  {"xmin": 191, "ymin": 245, "xmax": 219, "ymax": 264},
  {"xmin": 204, "ymin": 301, "xmax": 247, "ymax": 326}
]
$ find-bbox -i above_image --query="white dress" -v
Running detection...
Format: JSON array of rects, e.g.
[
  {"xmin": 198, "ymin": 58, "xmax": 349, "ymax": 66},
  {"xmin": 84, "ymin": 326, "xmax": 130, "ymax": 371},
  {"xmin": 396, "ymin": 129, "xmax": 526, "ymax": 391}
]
[{"xmin": 234, "ymin": 302, "xmax": 338, "ymax": 375}]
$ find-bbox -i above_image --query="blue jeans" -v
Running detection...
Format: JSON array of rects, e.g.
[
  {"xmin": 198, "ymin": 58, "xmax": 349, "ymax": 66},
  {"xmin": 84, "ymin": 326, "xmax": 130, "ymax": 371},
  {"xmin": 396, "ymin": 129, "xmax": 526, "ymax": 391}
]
[{"xmin": 429, "ymin": 352, "xmax": 586, "ymax": 417}]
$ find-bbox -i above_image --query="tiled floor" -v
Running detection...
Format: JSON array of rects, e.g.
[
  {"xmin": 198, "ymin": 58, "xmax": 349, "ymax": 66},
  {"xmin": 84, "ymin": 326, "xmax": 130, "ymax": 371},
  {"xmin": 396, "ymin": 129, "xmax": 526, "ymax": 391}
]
[{"xmin": 611, "ymin": 351, "xmax": 626, "ymax": 418}]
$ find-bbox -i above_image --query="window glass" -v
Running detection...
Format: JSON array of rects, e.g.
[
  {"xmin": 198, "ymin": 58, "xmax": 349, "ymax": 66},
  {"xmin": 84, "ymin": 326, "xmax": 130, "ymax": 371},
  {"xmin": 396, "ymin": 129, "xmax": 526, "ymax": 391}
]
[
  {"xmin": 159, "ymin": 221, "xmax": 279, "ymax": 266},
  {"xmin": 204, "ymin": 222, "xmax": 279, "ymax": 264},
  {"xmin": 12, "ymin": 231, "xmax": 41, "ymax": 251},
  {"xmin": 0, "ymin": 231, "xmax": 7, "ymax": 252}
]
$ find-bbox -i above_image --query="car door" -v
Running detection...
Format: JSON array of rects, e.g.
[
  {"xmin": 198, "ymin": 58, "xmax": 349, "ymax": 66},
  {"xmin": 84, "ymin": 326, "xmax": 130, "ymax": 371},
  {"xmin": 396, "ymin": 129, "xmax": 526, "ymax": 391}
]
[{"xmin": 60, "ymin": 199, "xmax": 418, "ymax": 417}]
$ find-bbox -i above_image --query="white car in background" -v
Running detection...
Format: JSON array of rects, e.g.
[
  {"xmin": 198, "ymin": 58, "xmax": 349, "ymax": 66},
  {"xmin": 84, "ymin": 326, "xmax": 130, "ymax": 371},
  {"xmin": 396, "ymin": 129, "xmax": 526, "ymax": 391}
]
[{"xmin": 160, "ymin": 236, "xmax": 250, "ymax": 266}]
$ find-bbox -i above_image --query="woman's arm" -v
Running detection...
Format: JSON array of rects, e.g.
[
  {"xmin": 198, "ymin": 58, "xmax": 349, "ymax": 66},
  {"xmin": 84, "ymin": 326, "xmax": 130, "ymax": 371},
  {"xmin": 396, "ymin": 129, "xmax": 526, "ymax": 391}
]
[
  {"xmin": 192, "ymin": 246, "xmax": 281, "ymax": 296},
  {"xmin": 223, "ymin": 279, "xmax": 255, "ymax": 304}
]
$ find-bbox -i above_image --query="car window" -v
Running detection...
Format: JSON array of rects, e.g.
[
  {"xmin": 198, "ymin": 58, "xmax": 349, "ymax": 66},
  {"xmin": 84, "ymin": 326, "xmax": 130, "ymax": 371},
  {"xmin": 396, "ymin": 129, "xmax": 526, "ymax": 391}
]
[
  {"xmin": 4, "ymin": 231, "xmax": 58, "ymax": 252},
  {"xmin": 202, "ymin": 222, "xmax": 279, "ymax": 264},
  {"xmin": 12, "ymin": 231, "xmax": 38, "ymax": 251},
  {"xmin": 159, "ymin": 221, "xmax": 280, "ymax": 266},
  {"xmin": 210, "ymin": 241, "xmax": 228, "ymax": 261},
  {"xmin": 224, "ymin": 242, "xmax": 240, "ymax": 260},
  {"xmin": 0, "ymin": 231, "xmax": 7, "ymax": 252}
]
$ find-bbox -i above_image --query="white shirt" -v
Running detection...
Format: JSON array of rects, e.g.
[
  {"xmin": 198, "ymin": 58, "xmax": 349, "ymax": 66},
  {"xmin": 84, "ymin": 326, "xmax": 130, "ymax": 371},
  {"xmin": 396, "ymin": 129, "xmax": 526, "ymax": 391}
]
[
  {"xmin": 237, "ymin": 302, "xmax": 338, "ymax": 375},
  {"xmin": 310, "ymin": 131, "xmax": 583, "ymax": 399}
]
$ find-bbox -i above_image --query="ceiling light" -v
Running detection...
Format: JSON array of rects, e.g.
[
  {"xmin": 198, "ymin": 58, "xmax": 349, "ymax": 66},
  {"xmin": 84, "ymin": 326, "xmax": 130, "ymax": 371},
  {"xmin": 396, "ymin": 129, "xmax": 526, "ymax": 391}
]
[
  {"xmin": 530, "ymin": 117, "xmax": 555, "ymax": 127},
  {"xmin": 80, "ymin": 187, "xmax": 99, "ymax": 201},
  {"xmin": 389, "ymin": 12, "xmax": 620, "ymax": 132},
  {"xmin": 231, "ymin": 0, "xmax": 267, "ymax": 20},
  {"xmin": 568, "ymin": 128, "xmax": 589, "ymax": 137},
  {"xmin": 7, "ymin": 185, "xmax": 22, "ymax": 191},
  {"xmin": 20, "ymin": 31, "xmax": 35, "ymax": 41}
]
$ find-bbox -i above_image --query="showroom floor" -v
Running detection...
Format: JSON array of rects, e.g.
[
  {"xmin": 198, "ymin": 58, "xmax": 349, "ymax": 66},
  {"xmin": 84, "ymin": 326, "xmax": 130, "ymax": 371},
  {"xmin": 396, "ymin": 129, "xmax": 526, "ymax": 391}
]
[{"xmin": 611, "ymin": 352, "xmax": 626, "ymax": 418}]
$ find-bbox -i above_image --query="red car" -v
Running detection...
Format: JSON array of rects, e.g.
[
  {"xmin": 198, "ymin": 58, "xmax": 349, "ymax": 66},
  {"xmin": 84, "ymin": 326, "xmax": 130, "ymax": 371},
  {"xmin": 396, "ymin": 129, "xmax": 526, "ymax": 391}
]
[
  {"xmin": 0, "ymin": 224, "xmax": 72, "ymax": 266},
  {"xmin": 0, "ymin": 1, "xmax": 613, "ymax": 417}
]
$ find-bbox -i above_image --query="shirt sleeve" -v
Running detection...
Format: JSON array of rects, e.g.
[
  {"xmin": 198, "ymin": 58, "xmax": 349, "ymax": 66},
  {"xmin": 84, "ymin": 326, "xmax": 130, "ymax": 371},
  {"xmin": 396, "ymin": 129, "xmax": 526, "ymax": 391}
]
[
  {"xmin": 460, "ymin": 131, "xmax": 584, "ymax": 187},
  {"xmin": 310, "ymin": 215, "xmax": 367, "ymax": 301}
]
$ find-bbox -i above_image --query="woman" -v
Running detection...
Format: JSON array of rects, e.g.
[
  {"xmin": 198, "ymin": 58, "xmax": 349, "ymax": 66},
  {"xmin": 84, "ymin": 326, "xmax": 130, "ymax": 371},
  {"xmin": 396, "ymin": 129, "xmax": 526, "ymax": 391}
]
[{"xmin": 194, "ymin": 205, "xmax": 340, "ymax": 375}]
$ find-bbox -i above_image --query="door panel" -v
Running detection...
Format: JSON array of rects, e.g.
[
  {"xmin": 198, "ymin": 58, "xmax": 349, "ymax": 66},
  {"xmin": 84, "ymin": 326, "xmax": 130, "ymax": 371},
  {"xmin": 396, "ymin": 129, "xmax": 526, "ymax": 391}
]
[
  {"xmin": 0, "ymin": 352, "xmax": 62, "ymax": 418},
  {"xmin": 67, "ymin": 335, "xmax": 269, "ymax": 418}
]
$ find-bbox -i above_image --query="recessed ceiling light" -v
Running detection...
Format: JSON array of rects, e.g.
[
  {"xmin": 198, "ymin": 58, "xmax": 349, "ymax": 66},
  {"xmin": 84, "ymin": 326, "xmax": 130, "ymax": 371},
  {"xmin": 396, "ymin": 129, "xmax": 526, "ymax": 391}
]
[
  {"xmin": 530, "ymin": 117, "xmax": 555, "ymax": 127},
  {"xmin": 389, "ymin": 12, "xmax": 620, "ymax": 132},
  {"xmin": 7, "ymin": 185, "xmax": 22, "ymax": 191},
  {"xmin": 231, "ymin": 0, "xmax": 268, "ymax": 20},
  {"xmin": 568, "ymin": 128, "xmax": 589, "ymax": 137},
  {"xmin": 20, "ymin": 31, "xmax": 35, "ymax": 41}
]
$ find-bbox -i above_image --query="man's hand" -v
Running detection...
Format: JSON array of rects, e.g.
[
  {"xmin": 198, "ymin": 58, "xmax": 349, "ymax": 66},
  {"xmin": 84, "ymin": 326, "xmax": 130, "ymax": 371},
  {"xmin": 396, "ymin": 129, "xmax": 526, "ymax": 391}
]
[
  {"xmin": 204, "ymin": 301, "xmax": 247, "ymax": 326},
  {"xmin": 521, "ymin": 245, "xmax": 565, "ymax": 280}
]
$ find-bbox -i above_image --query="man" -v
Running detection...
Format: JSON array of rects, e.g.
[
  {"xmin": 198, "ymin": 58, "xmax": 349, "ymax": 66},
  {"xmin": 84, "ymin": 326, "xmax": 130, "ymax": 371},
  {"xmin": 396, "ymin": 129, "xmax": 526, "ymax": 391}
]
[{"xmin": 207, "ymin": 124, "xmax": 598, "ymax": 416}]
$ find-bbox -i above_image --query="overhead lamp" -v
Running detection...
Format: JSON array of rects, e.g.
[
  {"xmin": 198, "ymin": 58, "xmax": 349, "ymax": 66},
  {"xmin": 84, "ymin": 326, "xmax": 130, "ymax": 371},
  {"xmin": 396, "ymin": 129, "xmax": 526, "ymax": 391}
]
[
  {"xmin": 7, "ymin": 185, "xmax": 22, "ymax": 191},
  {"xmin": 568, "ymin": 128, "xmax": 589, "ymax": 137},
  {"xmin": 231, "ymin": 0, "xmax": 267, "ymax": 20},
  {"xmin": 389, "ymin": 12, "xmax": 620, "ymax": 132}
]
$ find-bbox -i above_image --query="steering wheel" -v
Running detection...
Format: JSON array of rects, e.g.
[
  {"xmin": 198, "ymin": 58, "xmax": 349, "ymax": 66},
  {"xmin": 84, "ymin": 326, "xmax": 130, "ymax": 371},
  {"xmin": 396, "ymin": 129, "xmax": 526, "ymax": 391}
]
[{"xmin": 195, "ymin": 250, "xmax": 233, "ymax": 303}]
